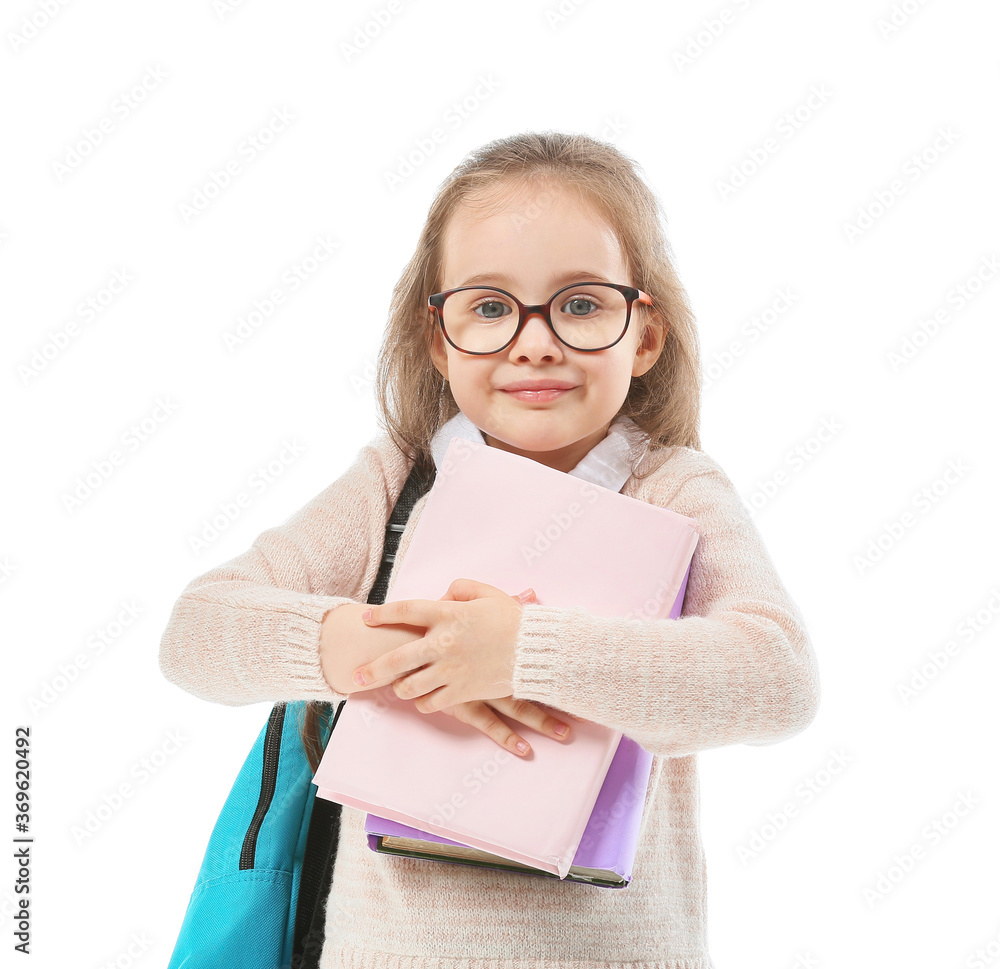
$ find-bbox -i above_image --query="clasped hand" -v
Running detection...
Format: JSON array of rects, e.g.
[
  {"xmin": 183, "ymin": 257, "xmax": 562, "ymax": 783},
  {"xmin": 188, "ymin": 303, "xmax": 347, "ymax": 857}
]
[{"xmin": 345, "ymin": 578, "xmax": 528, "ymax": 713}]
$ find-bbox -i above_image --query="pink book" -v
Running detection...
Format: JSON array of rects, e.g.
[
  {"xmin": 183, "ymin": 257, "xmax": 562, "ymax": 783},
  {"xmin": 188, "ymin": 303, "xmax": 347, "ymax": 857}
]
[
  {"xmin": 362, "ymin": 560, "xmax": 691, "ymax": 890},
  {"xmin": 311, "ymin": 437, "xmax": 699, "ymax": 879}
]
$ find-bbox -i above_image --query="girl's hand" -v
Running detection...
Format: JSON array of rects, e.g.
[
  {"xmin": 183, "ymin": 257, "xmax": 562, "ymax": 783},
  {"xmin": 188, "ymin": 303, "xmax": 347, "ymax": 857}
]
[
  {"xmin": 423, "ymin": 589, "xmax": 585, "ymax": 755},
  {"xmin": 347, "ymin": 578, "xmax": 528, "ymax": 712},
  {"xmin": 437, "ymin": 695, "xmax": 581, "ymax": 757}
]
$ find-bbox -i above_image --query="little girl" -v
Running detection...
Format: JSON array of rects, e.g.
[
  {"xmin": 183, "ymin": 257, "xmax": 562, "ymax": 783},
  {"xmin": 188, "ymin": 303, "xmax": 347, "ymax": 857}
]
[{"xmin": 159, "ymin": 130, "xmax": 820, "ymax": 968}]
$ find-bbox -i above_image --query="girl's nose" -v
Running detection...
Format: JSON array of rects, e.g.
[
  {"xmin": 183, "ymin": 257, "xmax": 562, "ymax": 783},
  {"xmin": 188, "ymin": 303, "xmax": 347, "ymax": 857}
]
[{"xmin": 511, "ymin": 311, "xmax": 562, "ymax": 355}]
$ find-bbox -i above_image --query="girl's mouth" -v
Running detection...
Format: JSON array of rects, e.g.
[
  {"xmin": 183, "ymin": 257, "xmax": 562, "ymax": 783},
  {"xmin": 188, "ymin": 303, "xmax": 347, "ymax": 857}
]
[{"xmin": 502, "ymin": 388, "xmax": 574, "ymax": 402}]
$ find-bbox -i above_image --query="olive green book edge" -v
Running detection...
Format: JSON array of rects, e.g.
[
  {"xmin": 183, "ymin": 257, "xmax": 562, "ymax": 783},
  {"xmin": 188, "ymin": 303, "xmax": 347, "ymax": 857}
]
[{"xmin": 373, "ymin": 835, "xmax": 627, "ymax": 889}]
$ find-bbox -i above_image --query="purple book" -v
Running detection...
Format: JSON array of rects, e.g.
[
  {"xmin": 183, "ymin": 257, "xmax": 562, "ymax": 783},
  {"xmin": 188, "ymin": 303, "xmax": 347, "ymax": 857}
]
[{"xmin": 364, "ymin": 563, "xmax": 692, "ymax": 889}]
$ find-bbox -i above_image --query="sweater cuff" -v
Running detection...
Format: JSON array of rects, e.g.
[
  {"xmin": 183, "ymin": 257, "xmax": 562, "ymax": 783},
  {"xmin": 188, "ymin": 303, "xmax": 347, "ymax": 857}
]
[
  {"xmin": 509, "ymin": 603, "xmax": 574, "ymax": 711},
  {"xmin": 171, "ymin": 591, "xmax": 356, "ymax": 707},
  {"xmin": 266, "ymin": 592, "xmax": 354, "ymax": 704}
]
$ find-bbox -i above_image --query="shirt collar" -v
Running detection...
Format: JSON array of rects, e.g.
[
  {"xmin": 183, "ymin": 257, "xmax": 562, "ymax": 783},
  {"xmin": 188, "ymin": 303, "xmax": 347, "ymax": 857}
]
[{"xmin": 429, "ymin": 409, "xmax": 650, "ymax": 492}]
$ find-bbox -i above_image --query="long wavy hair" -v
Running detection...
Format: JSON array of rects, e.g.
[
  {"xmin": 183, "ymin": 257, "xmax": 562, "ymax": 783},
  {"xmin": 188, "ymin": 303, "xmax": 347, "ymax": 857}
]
[{"xmin": 300, "ymin": 129, "xmax": 703, "ymax": 773}]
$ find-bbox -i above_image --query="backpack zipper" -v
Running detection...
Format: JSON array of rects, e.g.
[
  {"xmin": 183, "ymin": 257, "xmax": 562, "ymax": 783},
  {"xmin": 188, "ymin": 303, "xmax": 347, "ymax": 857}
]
[{"xmin": 239, "ymin": 702, "xmax": 285, "ymax": 870}]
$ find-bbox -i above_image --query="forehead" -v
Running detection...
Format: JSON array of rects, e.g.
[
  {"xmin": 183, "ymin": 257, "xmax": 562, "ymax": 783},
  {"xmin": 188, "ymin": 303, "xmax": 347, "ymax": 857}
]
[{"xmin": 440, "ymin": 181, "xmax": 627, "ymax": 292}]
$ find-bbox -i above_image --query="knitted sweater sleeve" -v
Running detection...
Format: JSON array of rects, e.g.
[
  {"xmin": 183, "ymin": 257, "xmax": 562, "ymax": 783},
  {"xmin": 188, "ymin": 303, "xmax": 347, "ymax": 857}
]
[
  {"xmin": 509, "ymin": 460, "xmax": 821, "ymax": 758},
  {"xmin": 157, "ymin": 432, "xmax": 401, "ymax": 707}
]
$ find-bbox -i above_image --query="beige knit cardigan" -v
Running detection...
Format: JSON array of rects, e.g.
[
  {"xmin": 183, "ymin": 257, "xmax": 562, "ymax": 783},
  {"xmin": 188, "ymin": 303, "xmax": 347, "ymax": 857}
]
[{"xmin": 159, "ymin": 430, "xmax": 820, "ymax": 969}]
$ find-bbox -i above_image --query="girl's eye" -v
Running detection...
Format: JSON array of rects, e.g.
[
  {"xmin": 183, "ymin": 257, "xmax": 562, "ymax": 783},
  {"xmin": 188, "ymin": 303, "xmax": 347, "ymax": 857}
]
[
  {"xmin": 560, "ymin": 296, "xmax": 600, "ymax": 316},
  {"xmin": 472, "ymin": 298, "xmax": 512, "ymax": 320}
]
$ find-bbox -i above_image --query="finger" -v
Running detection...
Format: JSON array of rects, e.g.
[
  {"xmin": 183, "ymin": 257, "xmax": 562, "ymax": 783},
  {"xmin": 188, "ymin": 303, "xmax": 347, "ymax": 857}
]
[
  {"xmin": 409, "ymin": 684, "xmax": 450, "ymax": 714},
  {"xmin": 447, "ymin": 701, "xmax": 535, "ymax": 757},
  {"xmin": 438, "ymin": 580, "xmax": 525, "ymax": 605},
  {"xmin": 489, "ymin": 696, "xmax": 574, "ymax": 742},
  {"xmin": 351, "ymin": 640, "xmax": 433, "ymax": 690},
  {"xmin": 391, "ymin": 667, "xmax": 444, "ymax": 703},
  {"xmin": 363, "ymin": 597, "xmax": 441, "ymax": 628},
  {"xmin": 441, "ymin": 577, "xmax": 505, "ymax": 602}
]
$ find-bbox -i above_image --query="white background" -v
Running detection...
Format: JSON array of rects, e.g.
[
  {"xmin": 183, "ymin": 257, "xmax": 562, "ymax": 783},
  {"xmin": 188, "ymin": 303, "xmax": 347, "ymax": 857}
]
[{"xmin": 2, "ymin": 0, "xmax": 999, "ymax": 966}]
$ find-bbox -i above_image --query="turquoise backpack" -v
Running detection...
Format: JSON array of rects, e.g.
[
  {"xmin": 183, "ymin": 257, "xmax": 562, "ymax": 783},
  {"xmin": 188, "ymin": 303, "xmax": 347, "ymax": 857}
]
[
  {"xmin": 166, "ymin": 462, "xmax": 434, "ymax": 969},
  {"xmin": 166, "ymin": 701, "xmax": 335, "ymax": 968}
]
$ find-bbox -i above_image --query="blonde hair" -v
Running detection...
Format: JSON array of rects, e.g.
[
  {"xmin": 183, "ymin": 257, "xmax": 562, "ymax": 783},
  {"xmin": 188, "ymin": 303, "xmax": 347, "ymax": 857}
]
[{"xmin": 302, "ymin": 131, "xmax": 704, "ymax": 773}]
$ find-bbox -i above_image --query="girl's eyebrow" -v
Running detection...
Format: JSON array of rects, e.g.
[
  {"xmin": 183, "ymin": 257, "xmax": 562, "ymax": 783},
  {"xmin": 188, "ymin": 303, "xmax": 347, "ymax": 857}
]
[{"xmin": 457, "ymin": 269, "xmax": 614, "ymax": 288}]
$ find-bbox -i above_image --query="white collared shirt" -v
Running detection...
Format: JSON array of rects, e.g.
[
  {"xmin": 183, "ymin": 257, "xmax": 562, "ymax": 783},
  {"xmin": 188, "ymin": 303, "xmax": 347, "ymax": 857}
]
[{"xmin": 429, "ymin": 409, "xmax": 650, "ymax": 492}]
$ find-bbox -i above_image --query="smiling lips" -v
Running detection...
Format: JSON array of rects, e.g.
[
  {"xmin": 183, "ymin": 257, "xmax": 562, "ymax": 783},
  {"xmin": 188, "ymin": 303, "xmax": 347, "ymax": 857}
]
[
  {"xmin": 503, "ymin": 388, "xmax": 574, "ymax": 402},
  {"xmin": 500, "ymin": 379, "xmax": 578, "ymax": 402}
]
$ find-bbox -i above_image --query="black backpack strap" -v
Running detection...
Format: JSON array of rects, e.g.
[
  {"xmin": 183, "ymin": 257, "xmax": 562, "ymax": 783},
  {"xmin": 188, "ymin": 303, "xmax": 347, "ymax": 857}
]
[{"xmin": 291, "ymin": 460, "xmax": 435, "ymax": 968}]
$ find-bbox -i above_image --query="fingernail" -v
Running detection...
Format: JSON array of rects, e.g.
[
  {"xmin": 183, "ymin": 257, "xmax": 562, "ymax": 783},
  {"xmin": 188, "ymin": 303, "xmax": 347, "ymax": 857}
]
[
  {"xmin": 516, "ymin": 741, "xmax": 529, "ymax": 753},
  {"xmin": 362, "ymin": 608, "xmax": 372, "ymax": 623},
  {"xmin": 353, "ymin": 670, "xmax": 367, "ymax": 686},
  {"xmin": 554, "ymin": 724, "xmax": 568, "ymax": 737}
]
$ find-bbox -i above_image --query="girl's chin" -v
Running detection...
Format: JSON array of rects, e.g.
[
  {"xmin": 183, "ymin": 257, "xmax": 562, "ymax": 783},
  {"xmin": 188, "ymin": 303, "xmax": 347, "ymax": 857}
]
[{"xmin": 483, "ymin": 427, "xmax": 574, "ymax": 452}]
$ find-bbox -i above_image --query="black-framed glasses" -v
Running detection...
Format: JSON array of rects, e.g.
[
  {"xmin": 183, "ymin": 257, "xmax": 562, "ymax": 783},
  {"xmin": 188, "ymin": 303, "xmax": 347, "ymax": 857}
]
[{"xmin": 428, "ymin": 282, "xmax": 654, "ymax": 355}]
